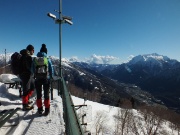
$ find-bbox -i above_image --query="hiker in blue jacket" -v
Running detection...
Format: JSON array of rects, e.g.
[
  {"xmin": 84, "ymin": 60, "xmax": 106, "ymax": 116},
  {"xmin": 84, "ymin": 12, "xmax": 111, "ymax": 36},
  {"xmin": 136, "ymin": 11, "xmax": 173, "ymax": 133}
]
[{"xmin": 33, "ymin": 44, "xmax": 54, "ymax": 116}]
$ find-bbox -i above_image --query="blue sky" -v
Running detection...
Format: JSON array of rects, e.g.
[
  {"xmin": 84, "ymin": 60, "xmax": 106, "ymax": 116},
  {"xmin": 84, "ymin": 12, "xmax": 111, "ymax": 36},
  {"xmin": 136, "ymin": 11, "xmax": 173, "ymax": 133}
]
[{"xmin": 0, "ymin": 0, "xmax": 180, "ymax": 64}]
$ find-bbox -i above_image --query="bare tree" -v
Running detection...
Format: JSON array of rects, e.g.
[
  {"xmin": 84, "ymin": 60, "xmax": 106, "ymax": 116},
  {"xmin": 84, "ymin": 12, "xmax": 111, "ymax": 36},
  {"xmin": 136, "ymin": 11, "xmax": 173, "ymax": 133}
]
[
  {"xmin": 93, "ymin": 111, "xmax": 109, "ymax": 135},
  {"xmin": 113, "ymin": 108, "xmax": 134, "ymax": 135},
  {"xmin": 137, "ymin": 106, "xmax": 164, "ymax": 135},
  {"xmin": 169, "ymin": 113, "xmax": 180, "ymax": 135}
]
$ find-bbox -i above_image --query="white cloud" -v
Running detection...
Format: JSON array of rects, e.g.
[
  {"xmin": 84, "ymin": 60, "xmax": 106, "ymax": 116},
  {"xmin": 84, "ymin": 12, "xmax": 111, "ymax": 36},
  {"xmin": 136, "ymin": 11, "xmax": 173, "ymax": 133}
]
[
  {"xmin": 68, "ymin": 56, "xmax": 79, "ymax": 62},
  {"xmin": 87, "ymin": 54, "xmax": 118, "ymax": 64},
  {"xmin": 67, "ymin": 54, "xmax": 119, "ymax": 64}
]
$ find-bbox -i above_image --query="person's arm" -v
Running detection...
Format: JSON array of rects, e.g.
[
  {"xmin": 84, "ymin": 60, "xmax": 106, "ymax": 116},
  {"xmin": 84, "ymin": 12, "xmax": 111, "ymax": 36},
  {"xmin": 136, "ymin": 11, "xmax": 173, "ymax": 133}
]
[
  {"xmin": 27, "ymin": 56, "xmax": 33, "ymax": 73},
  {"xmin": 30, "ymin": 57, "xmax": 35, "ymax": 75},
  {"xmin": 48, "ymin": 58, "xmax": 54, "ymax": 78}
]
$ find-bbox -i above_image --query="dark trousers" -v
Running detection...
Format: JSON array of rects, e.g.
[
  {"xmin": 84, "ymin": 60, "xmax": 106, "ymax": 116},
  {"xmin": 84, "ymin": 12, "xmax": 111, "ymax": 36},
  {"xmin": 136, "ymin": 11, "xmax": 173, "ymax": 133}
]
[
  {"xmin": 35, "ymin": 79, "xmax": 50, "ymax": 108},
  {"xmin": 19, "ymin": 74, "xmax": 35, "ymax": 104},
  {"xmin": 20, "ymin": 75, "xmax": 35, "ymax": 97},
  {"xmin": 35, "ymin": 79, "xmax": 50, "ymax": 100}
]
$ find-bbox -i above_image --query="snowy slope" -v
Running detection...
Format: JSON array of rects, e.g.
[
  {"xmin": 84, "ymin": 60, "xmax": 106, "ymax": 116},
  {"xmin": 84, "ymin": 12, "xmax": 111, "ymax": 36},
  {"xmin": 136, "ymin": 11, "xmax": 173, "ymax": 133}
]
[
  {"xmin": 0, "ymin": 74, "xmax": 179, "ymax": 135},
  {"xmin": 0, "ymin": 74, "xmax": 65, "ymax": 135}
]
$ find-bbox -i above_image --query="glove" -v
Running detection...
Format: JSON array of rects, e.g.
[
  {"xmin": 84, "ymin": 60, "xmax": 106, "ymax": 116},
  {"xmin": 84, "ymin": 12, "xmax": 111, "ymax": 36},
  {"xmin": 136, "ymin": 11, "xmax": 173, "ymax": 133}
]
[{"xmin": 50, "ymin": 76, "xmax": 53, "ymax": 81}]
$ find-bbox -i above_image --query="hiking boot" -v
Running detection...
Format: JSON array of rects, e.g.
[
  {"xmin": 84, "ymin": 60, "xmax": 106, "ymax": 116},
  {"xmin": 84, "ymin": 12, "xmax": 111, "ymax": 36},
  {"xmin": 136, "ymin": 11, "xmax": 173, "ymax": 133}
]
[
  {"xmin": 38, "ymin": 107, "xmax": 44, "ymax": 115},
  {"xmin": 28, "ymin": 99, "xmax": 33, "ymax": 104},
  {"xmin": 44, "ymin": 108, "xmax": 50, "ymax": 116},
  {"xmin": 22, "ymin": 104, "xmax": 34, "ymax": 111}
]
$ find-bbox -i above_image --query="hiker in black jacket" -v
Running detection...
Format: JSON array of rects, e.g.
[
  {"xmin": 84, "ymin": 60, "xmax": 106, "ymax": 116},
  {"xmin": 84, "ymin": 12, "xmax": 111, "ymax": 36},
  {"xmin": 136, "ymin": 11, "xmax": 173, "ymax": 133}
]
[
  {"xmin": 19, "ymin": 44, "xmax": 35, "ymax": 111},
  {"xmin": 26, "ymin": 45, "xmax": 35, "ymax": 104}
]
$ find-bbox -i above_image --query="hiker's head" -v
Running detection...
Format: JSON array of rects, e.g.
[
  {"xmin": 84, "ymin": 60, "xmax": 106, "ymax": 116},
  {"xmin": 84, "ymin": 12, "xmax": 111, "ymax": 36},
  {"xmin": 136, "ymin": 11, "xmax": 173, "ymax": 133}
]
[
  {"xmin": 20, "ymin": 49, "xmax": 29, "ymax": 56},
  {"xmin": 26, "ymin": 44, "xmax": 34, "ymax": 55},
  {"xmin": 40, "ymin": 44, "xmax": 47, "ymax": 54}
]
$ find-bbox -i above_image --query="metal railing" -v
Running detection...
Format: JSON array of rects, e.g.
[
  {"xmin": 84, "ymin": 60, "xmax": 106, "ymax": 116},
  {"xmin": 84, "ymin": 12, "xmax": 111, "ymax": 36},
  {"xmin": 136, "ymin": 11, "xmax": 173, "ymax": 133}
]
[{"xmin": 60, "ymin": 78, "xmax": 84, "ymax": 135}]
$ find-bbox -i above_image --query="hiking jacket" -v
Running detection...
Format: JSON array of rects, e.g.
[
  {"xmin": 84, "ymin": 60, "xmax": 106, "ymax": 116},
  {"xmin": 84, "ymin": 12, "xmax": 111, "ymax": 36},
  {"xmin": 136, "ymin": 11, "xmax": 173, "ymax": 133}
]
[
  {"xmin": 19, "ymin": 49, "xmax": 33, "ymax": 77},
  {"xmin": 32, "ymin": 52, "xmax": 54, "ymax": 79}
]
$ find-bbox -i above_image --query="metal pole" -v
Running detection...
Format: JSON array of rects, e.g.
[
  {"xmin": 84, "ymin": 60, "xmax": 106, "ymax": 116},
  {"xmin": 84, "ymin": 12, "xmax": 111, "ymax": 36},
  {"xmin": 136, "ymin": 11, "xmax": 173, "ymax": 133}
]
[
  {"xmin": 59, "ymin": 0, "xmax": 62, "ymax": 78},
  {"xmin": 5, "ymin": 49, "xmax": 6, "ymax": 73},
  {"xmin": 59, "ymin": 0, "xmax": 63, "ymax": 95}
]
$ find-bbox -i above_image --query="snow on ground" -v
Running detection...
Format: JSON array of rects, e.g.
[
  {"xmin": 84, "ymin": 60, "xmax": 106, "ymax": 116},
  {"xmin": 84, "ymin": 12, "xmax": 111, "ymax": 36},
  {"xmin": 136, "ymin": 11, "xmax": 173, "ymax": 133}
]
[
  {"xmin": 0, "ymin": 74, "xmax": 65, "ymax": 135},
  {"xmin": 0, "ymin": 74, "xmax": 120, "ymax": 134},
  {"xmin": 0, "ymin": 74, "xmax": 179, "ymax": 135}
]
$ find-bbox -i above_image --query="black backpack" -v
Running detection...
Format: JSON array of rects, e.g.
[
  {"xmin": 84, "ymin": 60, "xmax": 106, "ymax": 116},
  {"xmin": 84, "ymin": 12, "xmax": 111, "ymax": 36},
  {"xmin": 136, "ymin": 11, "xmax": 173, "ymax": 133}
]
[
  {"xmin": 11, "ymin": 49, "xmax": 30, "ymax": 75},
  {"xmin": 11, "ymin": 52, "xmax": 22, "ymax": 75}
]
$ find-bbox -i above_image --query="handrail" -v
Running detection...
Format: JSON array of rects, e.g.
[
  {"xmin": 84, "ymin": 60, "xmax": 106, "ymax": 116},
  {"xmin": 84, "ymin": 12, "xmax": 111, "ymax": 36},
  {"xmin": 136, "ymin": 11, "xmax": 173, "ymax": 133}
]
[{"xmin": 60, "ymin": 78, "xmax": 84, "ymax": 135}]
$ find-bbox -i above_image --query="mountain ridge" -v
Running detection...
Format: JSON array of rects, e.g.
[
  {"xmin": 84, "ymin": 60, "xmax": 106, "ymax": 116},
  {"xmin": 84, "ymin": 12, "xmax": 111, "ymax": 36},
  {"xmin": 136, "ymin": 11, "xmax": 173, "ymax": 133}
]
[
  {"xmin": 74, "ymin": 53, "xmax": 180, "ymax": 113},
  {"xmin": 0, "ymin": 53, "xmax": 180, "ymax": 113}
]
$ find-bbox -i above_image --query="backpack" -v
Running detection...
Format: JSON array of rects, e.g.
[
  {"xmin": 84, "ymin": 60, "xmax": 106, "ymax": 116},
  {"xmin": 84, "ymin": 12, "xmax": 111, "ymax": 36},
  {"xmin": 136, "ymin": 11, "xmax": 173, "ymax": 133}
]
[
  {"xmin": 34, "ymin": 57, "xmax": 48, "ymax": 79},
  {"xmin": 11, "ymin": 52, "xmax": 22, "ymax": 75},
  {"xmin": 11, "ymin": 49, "xmax": 30, "ymax": 75}
]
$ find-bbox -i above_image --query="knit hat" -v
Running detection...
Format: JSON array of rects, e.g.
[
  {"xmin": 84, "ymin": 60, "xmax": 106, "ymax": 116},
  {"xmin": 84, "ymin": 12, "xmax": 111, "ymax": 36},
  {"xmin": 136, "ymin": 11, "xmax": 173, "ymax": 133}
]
[
  {"xmin": 26, "ymin": 44, "xmax": 34, "ymax": 51},
  {"xmin": 40, "ymin": 44, "xmax": 47, "ymax": 54}
]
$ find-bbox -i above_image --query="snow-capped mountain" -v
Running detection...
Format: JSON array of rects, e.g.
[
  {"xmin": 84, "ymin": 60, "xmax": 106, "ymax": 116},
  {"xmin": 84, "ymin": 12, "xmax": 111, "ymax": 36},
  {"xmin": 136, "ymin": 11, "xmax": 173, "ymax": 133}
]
[
  {"xmin": 0, "ymin": 53, "xmax": 180, "ymax": 113},
  {"xmin": 127, "ymin": 53, "xmax": 179, "ymax": 68},
  {"xmin": 99, "ymin": 53, "xmax": 180, "ymax": 79},
  {"xmin": 71, "ymin": 53, "xmax": 180, "ymax": 113}
]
